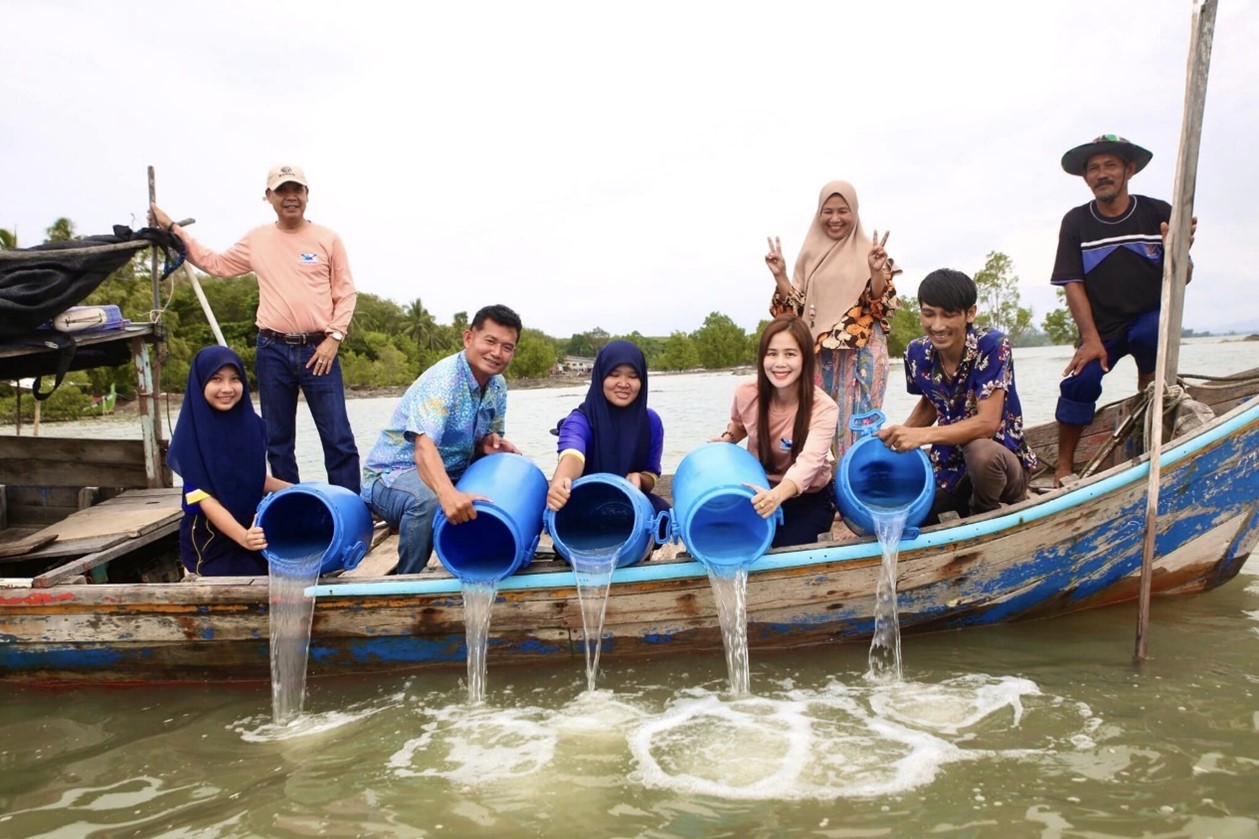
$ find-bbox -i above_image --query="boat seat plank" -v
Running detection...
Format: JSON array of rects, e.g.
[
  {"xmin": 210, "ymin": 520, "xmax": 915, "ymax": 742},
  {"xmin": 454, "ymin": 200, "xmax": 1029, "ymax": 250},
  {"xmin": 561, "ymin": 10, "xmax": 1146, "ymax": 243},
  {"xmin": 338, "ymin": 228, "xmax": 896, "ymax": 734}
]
[
  {"xmin": 32, "ymin": 488, "xmax": 181, "ymax": 543},
  {"xmin": 33, "ymin": 519, "xmax": 180, "ymax": 588},
  {"xmin": 0, "ymin": 528, "xmax": 58, "ymax": 560},
  {"xmin": 18, "ymin": 533, "xmax": 128, "ymax": 560}
]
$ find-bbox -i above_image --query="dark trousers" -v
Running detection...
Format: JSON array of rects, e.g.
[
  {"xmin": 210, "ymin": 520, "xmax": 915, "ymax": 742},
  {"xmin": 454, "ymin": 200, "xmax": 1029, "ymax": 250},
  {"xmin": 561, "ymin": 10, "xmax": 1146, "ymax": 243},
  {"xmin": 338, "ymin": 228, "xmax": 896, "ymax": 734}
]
[
  {"xmin": 1056, "ymin": 307, "xmax": 1159, "ymax": 426},
  {"xmin": 255, "ymin": 334, "xmax": 361, "ymax": 493},
  {"xmin": 773, "ymin": 488, "xmax": 837, "ymax": 548}
]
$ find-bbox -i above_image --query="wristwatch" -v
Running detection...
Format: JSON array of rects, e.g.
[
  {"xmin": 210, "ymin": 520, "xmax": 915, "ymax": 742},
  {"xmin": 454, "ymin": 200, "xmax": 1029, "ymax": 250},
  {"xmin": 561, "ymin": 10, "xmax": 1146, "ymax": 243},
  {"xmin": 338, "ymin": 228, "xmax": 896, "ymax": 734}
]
[{"xmin": 327, "ymin": 330, "xmax": 345, "ymax": 342}]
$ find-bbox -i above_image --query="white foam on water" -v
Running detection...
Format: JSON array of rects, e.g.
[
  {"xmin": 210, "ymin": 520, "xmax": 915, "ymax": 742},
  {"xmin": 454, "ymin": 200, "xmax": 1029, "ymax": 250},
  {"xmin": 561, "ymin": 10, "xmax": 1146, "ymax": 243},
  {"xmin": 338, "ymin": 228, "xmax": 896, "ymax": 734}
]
[
  {"xmin": 235, "ymin": 688, "xmax": 407, "ymax": 742},
  {"xmin": 387, "ymin": 703, "xmax": 557, "ymax": 784},
  {"xmin": 867, "ymin": 674, "xmax": 1040, "ymax": 734},
  {"xmin": 629, "ymin": 676, "xmax": 1061, "ymax": 801},
  {"xmin": 550, "ymin": 688, "xmax": 650, "ymax": 736}
]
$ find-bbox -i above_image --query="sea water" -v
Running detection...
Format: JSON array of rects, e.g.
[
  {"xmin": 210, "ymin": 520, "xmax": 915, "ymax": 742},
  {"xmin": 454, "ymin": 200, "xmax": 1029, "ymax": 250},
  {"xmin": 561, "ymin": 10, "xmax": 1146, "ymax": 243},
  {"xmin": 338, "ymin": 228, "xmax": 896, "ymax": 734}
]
[
  {"xmin": 568, "ymin": 548, "xmax": 620, "ymax": 692},
  {"xmin": 866, "ymin": 509, "xmax": 908, "ymax": 682},
  {"xmin": 708, "ymin": 566, "xmax": 752, "ymax": 696},
  {"xmin": 461, "ymin": 580, "xmax": 498, "ymax": 705},
  {"xmin": 267, "ymin": 551, "xmax": 324, "ymax": 724}
]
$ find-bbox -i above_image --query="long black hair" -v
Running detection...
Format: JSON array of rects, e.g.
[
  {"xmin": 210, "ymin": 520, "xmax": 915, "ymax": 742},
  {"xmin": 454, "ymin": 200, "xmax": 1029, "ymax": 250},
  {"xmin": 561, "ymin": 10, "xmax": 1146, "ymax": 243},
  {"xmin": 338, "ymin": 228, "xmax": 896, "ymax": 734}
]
[{"xmin": 755, "ymin": 316, "xmax": 816, "ymax": 467}]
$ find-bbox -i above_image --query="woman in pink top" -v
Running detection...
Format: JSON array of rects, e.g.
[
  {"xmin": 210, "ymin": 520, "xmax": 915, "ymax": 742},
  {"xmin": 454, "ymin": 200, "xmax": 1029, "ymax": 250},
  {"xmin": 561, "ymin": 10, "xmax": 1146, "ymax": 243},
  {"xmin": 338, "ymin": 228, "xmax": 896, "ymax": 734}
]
[{"xmin": 715, "ymin": 316, "xmax": 840, "ymax": 547}]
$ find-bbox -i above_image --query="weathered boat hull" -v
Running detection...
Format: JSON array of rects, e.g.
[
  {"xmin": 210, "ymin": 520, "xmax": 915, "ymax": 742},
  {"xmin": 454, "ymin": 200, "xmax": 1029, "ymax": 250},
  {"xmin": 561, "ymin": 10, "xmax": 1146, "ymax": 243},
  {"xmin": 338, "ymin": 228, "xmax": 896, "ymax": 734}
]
[{"xmin": 3, "ymin": 394, "xmax": 1258, "ymax": 684}]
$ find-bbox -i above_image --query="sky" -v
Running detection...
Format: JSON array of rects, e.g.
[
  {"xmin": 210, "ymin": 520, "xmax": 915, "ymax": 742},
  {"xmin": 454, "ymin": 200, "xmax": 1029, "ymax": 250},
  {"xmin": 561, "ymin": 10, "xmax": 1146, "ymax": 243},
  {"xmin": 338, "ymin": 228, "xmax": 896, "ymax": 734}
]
[{"xmin": 3, "ymin": 0, "xmax": 1256, "ymax": 338}]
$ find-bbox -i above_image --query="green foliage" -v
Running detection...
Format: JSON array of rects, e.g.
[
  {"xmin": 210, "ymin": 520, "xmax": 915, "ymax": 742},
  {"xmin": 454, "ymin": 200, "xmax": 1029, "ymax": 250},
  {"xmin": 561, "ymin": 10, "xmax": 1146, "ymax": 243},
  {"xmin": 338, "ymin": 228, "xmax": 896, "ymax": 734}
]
[
  {"xmin": 972, "ymin": 251, "xmax": 1034, "ymax": 342},
  {"xmin": 656, "ymin": 331, "xmax": 700, "ymax": 371},
  {"xmin": 886, "ymin": 296, "xmax": 921, "ymax": 359},
  {"xmin": 45, "ymin": 217, "xmax": 76, "ymax": 243},
  {"xmin": 692, "ymin": 312, "xmax": 751, "ymax": 369},
  {"xmin": 1041, "ymin": 287, "xmax": 1076, "ymax": 346},
  {"xmin": 0, "ymin": 374, "xmax": 95, "ymax": 422},
  {"xmin": 565, "ymin": 332, "xmax": 594, "ymax": 358},
  {"xmin": 0, "ymin": 228, "xmax": 16, "ymax": 249},
  {"xmin": 507, "ymin": 328, "xmax": 562, "ymax": 380}
]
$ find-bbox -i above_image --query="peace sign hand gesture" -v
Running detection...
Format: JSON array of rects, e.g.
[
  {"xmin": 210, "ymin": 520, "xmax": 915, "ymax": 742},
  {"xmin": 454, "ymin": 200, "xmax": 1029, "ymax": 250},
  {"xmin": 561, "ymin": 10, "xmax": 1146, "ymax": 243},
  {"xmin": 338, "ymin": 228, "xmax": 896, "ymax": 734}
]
[
  {"xmin": 867, "ymin": 229, "xmax": 891, "ymax": 275},
  {"xmin": 764, "ymin": 236, "xmax": 788, "ymax": 281}
]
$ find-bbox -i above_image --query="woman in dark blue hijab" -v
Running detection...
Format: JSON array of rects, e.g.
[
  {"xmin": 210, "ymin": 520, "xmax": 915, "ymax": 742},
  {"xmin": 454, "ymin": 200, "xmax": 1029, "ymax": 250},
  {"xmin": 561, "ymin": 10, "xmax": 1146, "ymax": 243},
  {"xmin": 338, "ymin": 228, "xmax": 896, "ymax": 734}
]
[
  {"xmin": 167, "ymin": 346, "xmax": 290, "ymax": 575},
  {"xmin": 547, "ymin": 340, "xmax": 667, "ymax": 515}
]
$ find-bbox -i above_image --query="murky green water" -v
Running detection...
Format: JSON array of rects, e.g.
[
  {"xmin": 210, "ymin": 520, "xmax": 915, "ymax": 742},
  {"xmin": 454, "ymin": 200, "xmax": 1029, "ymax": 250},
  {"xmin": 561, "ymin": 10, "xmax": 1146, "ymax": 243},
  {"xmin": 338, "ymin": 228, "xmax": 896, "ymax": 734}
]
[
  {"xmin": 3, "ymin": 568, "xmax": 1258, "ymax": 836},
  {"xmin": 4, "ymin": 341, "xmax": 1259, "ymax": 836}
]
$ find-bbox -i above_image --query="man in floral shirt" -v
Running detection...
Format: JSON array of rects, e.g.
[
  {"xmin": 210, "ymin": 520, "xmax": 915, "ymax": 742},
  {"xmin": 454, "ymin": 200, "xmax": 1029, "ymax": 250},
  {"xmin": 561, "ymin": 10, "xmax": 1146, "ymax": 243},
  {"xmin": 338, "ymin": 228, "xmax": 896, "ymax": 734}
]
[
  {"xmin": 879, "ymin": 269, "xmax": 1038, "ymax": 521},
  {"xmin": 361, "ymin": 304, "xmax": 524, "ymax": 574}
]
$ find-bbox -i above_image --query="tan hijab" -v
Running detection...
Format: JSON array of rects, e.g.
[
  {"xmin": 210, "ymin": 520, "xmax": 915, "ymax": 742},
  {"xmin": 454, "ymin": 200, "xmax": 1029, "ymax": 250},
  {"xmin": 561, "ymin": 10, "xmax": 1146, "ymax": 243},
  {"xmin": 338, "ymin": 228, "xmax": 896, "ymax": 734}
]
[{"xmin": 792, "ymin": 180, "xmax": 872, "ymax": 341}]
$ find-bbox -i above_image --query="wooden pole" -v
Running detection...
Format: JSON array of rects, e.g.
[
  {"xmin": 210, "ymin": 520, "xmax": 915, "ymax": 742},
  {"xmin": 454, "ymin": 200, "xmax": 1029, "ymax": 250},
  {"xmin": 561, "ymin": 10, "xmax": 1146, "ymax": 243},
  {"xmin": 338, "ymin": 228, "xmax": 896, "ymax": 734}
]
[
  {"xmin": 1135, "ymin": 0, "xmax": 1217, "ymax": 662},
  {"xmin": 146, "ymin": 167, "xmax": 164, "ymax": 422}
]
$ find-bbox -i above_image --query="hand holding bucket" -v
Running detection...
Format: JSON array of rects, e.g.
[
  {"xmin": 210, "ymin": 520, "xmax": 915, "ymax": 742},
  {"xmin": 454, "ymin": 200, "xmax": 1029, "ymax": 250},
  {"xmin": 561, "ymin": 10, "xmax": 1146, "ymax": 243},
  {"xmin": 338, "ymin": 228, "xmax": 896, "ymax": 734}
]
[{"xmin": 834, "ymin": 411, "xmax": 934, "ymax": 539}]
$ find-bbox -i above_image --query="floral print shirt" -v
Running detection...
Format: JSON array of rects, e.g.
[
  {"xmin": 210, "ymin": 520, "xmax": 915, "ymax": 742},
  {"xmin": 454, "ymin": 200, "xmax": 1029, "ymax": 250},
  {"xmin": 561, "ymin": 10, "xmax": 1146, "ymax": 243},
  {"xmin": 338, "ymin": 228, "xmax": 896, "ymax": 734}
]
[
  {"xmin": 770, "ymin": 265, "xmax": 901, "ymax": 352},
  {"xmin": 904, "ymin": 325, "xmax": 1039, "ymax": 493},
  {"xmin": 360, "ymin": 350, "xmax": 507, "ymax": 491}
]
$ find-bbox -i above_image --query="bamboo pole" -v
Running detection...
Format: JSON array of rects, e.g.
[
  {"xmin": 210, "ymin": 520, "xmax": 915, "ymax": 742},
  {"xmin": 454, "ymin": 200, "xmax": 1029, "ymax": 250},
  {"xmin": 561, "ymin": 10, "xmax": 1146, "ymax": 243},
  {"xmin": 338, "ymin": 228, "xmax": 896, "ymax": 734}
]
[{"xmin": 1135, "ymin": 0, "xmax": 1217, "ymax": 662}]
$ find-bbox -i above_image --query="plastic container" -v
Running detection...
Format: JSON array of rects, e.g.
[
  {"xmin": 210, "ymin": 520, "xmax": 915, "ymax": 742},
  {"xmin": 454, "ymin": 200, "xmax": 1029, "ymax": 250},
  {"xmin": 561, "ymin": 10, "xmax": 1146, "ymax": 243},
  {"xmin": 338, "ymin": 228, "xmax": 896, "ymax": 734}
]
[
  {"xmin": 256, "ymin": 482, "xmax": 373, "ymax": 575},
  {"xmin": 543, "ymin": 473, "xmax": 670, "ymax": 568},
  {"xmin": 669, "ymin": 442, "xmax": 779, "ymax": 574},
  {"xmin": 834, "ymin": 410, "xmax": 935, "ymax": 539},
  {"xmin": 433, "ymin": 453, "xmax": 548, "ymax": 583}
]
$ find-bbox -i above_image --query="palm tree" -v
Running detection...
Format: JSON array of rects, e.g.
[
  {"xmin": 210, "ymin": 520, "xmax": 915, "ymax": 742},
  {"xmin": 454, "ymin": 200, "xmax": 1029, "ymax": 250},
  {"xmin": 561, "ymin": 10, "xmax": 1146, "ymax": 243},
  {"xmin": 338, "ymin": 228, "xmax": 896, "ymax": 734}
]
[
  {"xmin": 45, "ymin": 218, "xmax": 76, "ymax": 243},
  {"xmin": 406, "ymin": 298, "xmax": 438, "ymax": 349},
  {"xmin": 0, "ymin": 228, "xmax": 16, "ymax": 250}
]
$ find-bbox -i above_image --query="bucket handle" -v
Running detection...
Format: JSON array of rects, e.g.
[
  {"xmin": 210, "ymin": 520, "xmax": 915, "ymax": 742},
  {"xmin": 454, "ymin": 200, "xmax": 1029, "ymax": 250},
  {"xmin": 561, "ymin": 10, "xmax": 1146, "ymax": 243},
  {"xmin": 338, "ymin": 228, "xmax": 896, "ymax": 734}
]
[
  {"xmin": 652, "ymin": 509, "xmax": 673, "ymax": 545},
  {"xmin": 848, "ymin": 409, "xmax": 887, "ymax": 437},
  {"xmin": 342, "ymin": 540, "xmax": 368, "ymax": 572}
]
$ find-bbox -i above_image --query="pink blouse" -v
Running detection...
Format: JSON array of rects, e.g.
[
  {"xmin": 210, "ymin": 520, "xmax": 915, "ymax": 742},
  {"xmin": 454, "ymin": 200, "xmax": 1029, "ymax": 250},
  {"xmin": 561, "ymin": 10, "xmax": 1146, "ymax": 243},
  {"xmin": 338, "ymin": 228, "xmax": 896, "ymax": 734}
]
[{"xmin": 729, "ymin": 380, "xmax": 839, "ymax": 494}]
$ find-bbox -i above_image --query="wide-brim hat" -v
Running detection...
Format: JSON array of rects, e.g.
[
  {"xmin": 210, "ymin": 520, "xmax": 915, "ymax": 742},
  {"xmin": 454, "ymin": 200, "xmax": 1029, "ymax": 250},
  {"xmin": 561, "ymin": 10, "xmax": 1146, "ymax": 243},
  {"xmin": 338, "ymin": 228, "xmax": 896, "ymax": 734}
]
[{"xmin": 1061, "ymin": 135, "xmax": 1152, "ymax": 176}]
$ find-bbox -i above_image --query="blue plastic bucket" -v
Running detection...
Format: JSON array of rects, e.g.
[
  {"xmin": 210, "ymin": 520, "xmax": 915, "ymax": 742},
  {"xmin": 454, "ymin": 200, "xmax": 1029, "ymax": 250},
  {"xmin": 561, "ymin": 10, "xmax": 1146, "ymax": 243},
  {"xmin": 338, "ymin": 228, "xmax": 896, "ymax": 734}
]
[
  {"xmin": 433, "ymin": 453, "xmax": 548, "ymax": 583},
  {"xmin": 543, "ymin": 473, "xmax": 670, "ymax": 568},
  {"xmin": 669, "ymin": 442, "xmax": 779, "ymax": 574},
  {"xmin": 834, "ymin": 411, "xmax": 935, "ymax": 539},
  {"xmin": 256, "ymin": 482, "xmax": 373, "ymax": 575}
]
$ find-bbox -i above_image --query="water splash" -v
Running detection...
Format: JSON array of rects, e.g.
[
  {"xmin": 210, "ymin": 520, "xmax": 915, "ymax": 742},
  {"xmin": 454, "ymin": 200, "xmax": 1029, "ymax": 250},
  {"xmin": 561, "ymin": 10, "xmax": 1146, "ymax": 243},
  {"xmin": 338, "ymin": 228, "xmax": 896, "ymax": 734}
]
[
  {"xmin": 708, "ymin": 567, "xmax": 751, "ymax": 696},
  {"xmin": 569, "ymin": 548, "xmax": 619, "ymax": 692},
  {"xmin": 462, "ymin": 580, "xmax": 499, "ymax": 705},
  {"xmin": 267, "ymin": 551, "xmax": 323, "ymax": 724},
  {"xmin": 866, "ymin": 509, "xmax": 907, "ymax": 683}
]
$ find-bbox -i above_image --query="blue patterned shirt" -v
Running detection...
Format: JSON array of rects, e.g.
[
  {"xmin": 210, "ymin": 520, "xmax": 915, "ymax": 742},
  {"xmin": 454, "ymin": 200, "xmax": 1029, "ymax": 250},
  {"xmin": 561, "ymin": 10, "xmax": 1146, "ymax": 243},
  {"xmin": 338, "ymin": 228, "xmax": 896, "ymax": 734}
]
[
  {"xmin": 361, "ymin": 350, "xmax": 508, "ymax": 490},
  {"xmin": 904, "ymin": 325, "xmax": 1038, "ymax": 493}
]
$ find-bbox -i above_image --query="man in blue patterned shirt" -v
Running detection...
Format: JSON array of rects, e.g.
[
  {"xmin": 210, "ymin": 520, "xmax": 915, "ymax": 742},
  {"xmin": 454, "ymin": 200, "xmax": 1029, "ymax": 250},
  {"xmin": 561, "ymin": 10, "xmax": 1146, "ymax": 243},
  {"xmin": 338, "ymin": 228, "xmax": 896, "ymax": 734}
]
[
  {"xmin": 361, "ymin": 304, "xmax": 524, "ymax": 574},
  {"xmin": 879, "ymin": 269, "xmax": 1038, "ymax": 522}
]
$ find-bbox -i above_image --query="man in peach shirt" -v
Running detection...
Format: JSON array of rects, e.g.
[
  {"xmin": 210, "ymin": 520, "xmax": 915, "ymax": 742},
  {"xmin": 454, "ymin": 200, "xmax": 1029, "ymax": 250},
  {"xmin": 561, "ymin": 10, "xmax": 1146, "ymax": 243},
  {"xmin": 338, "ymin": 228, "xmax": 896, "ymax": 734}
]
[{"xmin": 151, "ymin": 164, "xmax": 360, "ymax": 492}]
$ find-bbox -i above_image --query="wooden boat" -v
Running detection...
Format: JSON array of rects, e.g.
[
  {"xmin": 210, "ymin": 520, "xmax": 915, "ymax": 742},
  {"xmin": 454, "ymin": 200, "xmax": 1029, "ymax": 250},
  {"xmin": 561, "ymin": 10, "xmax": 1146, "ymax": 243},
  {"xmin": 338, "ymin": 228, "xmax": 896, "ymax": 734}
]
[{"xmin": 2, "ymin": 366, "xmax": 1257, "ymax": 684}]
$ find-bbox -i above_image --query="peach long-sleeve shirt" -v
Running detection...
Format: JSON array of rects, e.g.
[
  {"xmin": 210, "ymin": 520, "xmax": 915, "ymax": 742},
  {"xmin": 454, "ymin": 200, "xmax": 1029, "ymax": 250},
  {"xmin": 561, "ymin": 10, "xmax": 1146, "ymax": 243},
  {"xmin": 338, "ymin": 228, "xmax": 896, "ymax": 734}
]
[
  {"xmin": 730, "ymin": 380, "xmax": 839, "ymax": 494},
  {"xmin": 173, "ymin": 220, "xmax": 357, "ymax": 335}
]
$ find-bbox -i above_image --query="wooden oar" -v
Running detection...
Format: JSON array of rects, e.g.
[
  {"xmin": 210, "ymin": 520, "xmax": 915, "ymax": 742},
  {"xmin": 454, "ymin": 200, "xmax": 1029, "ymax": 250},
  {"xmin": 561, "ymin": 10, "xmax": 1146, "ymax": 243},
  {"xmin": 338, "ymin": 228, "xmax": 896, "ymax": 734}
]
[{"xmin": 1135, "ymin": 0, "xmax": 1218, "ymax": 663}]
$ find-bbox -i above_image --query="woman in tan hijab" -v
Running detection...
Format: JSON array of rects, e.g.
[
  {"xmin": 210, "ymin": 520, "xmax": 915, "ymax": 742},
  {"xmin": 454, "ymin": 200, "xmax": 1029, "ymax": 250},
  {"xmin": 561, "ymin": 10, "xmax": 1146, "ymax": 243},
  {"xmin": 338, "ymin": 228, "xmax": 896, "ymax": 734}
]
[{"xmin": 764, "ymin": 180, "xmax": 900, "ymax": 459}]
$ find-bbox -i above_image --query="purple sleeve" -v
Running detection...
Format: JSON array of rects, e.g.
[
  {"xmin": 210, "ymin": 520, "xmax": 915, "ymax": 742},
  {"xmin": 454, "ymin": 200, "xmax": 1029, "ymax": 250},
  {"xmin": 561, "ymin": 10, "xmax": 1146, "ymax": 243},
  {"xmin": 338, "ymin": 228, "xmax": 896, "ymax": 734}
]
[
  {"xmin": 974, "ymin": 333, "xmax": 1015, "ymax": 400},
  {"xmin": 645, "ymin": 408, "xmax": 664, "ymax": 475},
  {"xmin": 556, "ymin": 410, "xmax": 592, "ymax": 457}
]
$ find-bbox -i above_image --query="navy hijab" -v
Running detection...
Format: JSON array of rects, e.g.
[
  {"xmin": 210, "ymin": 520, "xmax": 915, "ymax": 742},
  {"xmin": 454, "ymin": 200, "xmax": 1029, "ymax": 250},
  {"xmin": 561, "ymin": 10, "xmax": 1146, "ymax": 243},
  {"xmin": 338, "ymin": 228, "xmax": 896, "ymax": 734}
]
[
  {"xmin": 167, "ymin": 346, "xmax": 268, "ymax": 526},
  {"xmin": 570, "ymin": 340, "xmax": 651, "ymax": 476}
]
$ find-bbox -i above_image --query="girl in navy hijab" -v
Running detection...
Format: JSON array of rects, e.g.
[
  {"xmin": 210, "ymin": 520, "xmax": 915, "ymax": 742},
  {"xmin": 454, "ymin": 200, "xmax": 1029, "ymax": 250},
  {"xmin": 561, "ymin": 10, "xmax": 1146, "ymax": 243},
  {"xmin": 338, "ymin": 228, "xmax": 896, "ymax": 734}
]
[
  {"xmin": 167, "ymin": 346, "xmax": 290, "ymax": 576},
  {"xmin": 547, "ymin": 340, "xmax": 668, "ymax": 515}
]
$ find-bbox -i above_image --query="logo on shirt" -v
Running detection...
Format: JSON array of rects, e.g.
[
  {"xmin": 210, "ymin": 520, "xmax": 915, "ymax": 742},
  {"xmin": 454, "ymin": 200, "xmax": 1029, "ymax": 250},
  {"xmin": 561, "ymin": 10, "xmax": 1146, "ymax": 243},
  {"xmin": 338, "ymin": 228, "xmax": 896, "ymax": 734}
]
[
  {"xmin": 299, "ymin": 252, "xmax": 319, "ymax": 264},
  {"xmin": 779, "ymin": 437, "xmax": 792, "ymax": 452}
]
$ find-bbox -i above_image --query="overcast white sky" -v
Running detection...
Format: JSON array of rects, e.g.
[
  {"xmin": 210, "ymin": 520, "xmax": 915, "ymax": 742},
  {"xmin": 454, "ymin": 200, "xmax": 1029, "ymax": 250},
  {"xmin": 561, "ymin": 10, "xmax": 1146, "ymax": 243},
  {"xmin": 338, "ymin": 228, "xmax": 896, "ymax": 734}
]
[{"xmin": 3, "ymin": 0, "xmax": 1256, "ymax": 337}]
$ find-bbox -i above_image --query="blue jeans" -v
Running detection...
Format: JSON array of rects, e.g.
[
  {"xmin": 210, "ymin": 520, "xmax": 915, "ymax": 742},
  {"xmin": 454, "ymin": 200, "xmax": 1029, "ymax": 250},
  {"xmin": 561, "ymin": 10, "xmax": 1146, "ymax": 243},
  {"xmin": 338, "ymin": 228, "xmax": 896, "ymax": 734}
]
[
  {"xmin": 1056, "ymin": 308, "xmax": 1160, "ymax": 426},
  {"xmin": 255, "ymin": 334, "xmax": 361, "ymax": 493},
  {"xmin": 363, "ymin": 469, "xmax": 439, "ymax": 575}
]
